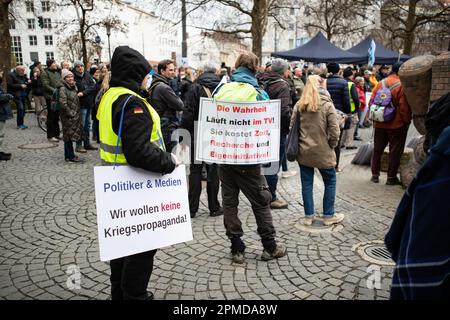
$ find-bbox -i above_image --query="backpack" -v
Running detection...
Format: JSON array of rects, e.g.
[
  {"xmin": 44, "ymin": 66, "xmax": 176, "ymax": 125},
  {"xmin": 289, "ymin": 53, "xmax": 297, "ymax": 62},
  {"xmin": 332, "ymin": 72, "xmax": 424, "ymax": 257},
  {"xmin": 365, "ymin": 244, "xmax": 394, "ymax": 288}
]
[
  {"xmin": 369, "ymin": 80, "xmax": 401, "ymax": 122},
  {"xmin": 50, "ymin": 87, "xmax": 68, "ymax": 112}
]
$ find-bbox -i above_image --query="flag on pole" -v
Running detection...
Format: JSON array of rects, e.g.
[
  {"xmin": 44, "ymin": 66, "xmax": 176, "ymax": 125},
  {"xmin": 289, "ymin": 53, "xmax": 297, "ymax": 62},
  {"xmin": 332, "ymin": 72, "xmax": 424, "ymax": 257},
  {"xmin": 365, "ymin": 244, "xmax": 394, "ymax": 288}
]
[{"xmin": 368, "ymin": 39, "xmax": 376, "ymax": 67}]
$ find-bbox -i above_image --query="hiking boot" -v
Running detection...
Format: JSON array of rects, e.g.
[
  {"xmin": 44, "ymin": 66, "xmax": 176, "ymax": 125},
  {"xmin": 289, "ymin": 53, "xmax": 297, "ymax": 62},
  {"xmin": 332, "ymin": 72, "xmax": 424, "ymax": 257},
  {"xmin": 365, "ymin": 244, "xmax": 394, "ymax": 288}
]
[
  {"xmin": 323, "ymin": 213, "xmax": 345, "ymax": 226},
  {"xmin": 386, "ymin": 177, "xmax": 402, "ymax": 186},
  {"xmin": 371, "ymin": 175, "xmax": 379, "ymax": 183},
  {"xmin": 270, "ymin": 199, "xmax": 288, "ymax": 209},
  {"xmin": 76, "ymin": 146, "xmax": 87, "ymax": 153},
  {"xmin": 210, "ymin": 207, "xmax": 223, "ymax": 217},
  {"xmin": 84, "ymin": 144, "xmax": 98, "ymax": 151},
  {"xmin": 261, "ymin": 244, "xmax": 287, "ymax": 261},
  {"xmin": 281, "ymin": 170, "xmax": 297, "ymax": 179},
  {"xmin": 303, "ymin": 216, "xmax": 314, "ymax": 226},
  {"xmin": 231, "ymin": 251, "xmax": 245, "ymax": 264}
]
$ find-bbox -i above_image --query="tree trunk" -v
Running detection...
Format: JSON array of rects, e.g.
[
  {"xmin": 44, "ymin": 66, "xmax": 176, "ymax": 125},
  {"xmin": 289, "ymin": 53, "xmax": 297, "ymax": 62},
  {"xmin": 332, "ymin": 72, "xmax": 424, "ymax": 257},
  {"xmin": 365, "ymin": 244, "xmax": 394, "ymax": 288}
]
[
  {"xmin": 0, "ymin": 0, "xmax": 12, "ymax": 90},
  {"xmin": 81, "ymin": 9, "xmax": 88, "ymax": 66},
  {"xmin": 251, "ymin": 0, "xmax": 269, "ymax": 63},
  {"xmin": 181, "ymin": 0, "xmax": 187, "ymax": 58},
  {"xmin": 403, "ymin": 0, "xmax": 418, "ymax": 55}
]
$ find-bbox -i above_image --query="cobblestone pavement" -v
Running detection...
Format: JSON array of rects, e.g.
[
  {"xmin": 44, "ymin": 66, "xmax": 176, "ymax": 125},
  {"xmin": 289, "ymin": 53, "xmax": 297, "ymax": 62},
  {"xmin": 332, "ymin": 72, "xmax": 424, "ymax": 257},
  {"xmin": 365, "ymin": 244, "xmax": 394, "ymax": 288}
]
[{"xmin": 0, "ymin": 114, "xmax": 418, "ymax": 300}]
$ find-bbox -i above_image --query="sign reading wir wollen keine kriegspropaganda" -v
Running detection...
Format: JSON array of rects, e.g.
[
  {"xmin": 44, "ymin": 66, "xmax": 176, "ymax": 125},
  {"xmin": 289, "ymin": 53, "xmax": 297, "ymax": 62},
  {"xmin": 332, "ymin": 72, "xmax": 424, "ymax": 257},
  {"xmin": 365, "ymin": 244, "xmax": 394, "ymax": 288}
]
[
  {"xmin": 196, "ymin": 98, "xmax": 281, "ymax": 165},
  {"xmin": 94, "ymin": 165, "xmax": 192, "ymax": 261}
]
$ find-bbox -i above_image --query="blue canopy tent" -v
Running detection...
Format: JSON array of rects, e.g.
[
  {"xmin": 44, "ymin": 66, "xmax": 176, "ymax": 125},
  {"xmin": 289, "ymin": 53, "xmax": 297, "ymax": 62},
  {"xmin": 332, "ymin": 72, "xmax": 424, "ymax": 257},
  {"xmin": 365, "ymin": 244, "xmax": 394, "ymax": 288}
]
[
  {"xmin": 347, "ymin": 36, "xmax": 410, "ymax": 65},
  {"xmin": 271, "ymin": 32, "xmax": 366, "ymax": 64}
]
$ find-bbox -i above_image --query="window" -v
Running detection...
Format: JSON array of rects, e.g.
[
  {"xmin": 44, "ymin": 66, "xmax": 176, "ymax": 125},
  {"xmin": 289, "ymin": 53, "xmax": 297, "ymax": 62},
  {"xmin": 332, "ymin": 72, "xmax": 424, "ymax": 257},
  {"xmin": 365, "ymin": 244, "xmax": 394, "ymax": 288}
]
[
  {"xmin": 25, "ymin": 1, "xmax": 34, "ymax": 12},
  {"xmin": 43, "ymin": 18, "xmax": 52, "ymax": 29},
  {"xmin": 44, "ymin": 35, "xmax": 53, "ymax": 46},
  {"xmin": 9, "ymin": 19, "xmax": 15, "ymax": 30},
  {"xmin": 45, "ymin": 52, "xmax": 54, "ymax": 60},
  {"xmin": 29, "ymin": 35, "xmax": 38, "ymax": 46},
  {"xmin": 30, "ymin": 52, "xmax": 39, "ymax": 62},
  {"xmin": 11, "ymin": 36, "xmax": 23, "ymax": 65},
  {"xmin": 27, "ymin": 19, "xmax": 35, "ymax": 29},
  {"xmin": 289, "ymin": 39, "xmax": 294, "ymax": 49},
  {"xmin": 41, "ymin": 1, "xmax": 50, "ymax": 12}
]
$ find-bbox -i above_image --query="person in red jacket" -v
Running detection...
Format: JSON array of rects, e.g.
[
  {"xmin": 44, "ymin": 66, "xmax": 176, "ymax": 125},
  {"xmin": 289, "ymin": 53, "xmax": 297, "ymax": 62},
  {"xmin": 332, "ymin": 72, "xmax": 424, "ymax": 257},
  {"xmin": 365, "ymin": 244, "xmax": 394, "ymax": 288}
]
[
  {"xmin": 354, "ymin": 76, "xmax": 366, "ymax": 138},
  {"xmin": 370, "ymin": 62, "xmax": 412, "ymax": 185}
]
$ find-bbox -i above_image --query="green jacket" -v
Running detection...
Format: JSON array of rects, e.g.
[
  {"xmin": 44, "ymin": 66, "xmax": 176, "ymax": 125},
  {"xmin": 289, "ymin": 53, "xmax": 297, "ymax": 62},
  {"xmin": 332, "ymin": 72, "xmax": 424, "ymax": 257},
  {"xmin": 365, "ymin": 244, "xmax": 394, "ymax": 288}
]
[{"xmin": 41, "ymin": 69, "xmax": 61, "ymax": 99}]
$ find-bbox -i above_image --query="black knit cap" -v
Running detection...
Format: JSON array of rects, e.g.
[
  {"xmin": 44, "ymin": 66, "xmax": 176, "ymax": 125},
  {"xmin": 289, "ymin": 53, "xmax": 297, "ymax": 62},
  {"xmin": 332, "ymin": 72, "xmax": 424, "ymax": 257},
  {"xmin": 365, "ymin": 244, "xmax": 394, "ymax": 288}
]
[
  {"xmin": 46, "ymin": 59, "xmax": 55, "ymax": 68},
  {"xmin": 343, "ymin": 67, "xmax": 353, "ymax": 78},
  {"xmin": 327, "ymin": 62, "xmax": 340, "ymax": 74}
]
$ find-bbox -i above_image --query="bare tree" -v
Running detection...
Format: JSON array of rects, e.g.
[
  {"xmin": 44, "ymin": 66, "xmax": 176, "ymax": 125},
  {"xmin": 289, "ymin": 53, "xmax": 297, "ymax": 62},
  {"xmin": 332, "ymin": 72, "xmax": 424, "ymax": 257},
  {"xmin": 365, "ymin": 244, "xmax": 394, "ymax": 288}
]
[
  {"xmin": 58, "ymin": 32, "xmax": 101, "ymax": 63},
  {"xmin": 378, "ymin": 0, "xmax": 450, "ymax": 55},
  {"xmin": 0, "ymin": 0, "xmax": 13, "ymax": 89}
]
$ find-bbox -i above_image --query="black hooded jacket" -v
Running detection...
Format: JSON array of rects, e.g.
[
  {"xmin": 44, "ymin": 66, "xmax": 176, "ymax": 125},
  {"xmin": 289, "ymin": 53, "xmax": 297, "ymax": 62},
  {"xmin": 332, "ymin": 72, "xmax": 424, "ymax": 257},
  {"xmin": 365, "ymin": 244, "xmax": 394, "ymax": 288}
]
[
  {"xmin": 108, "ymin": 46, "xmax": 175, "ymax": 174},
  {"xmin": 147, "ymin": 73, "xmax": 184, "ymax": 122},
  {"xmin": 180, "ymin": 72, "xmax": 221, "ymax": 134}
]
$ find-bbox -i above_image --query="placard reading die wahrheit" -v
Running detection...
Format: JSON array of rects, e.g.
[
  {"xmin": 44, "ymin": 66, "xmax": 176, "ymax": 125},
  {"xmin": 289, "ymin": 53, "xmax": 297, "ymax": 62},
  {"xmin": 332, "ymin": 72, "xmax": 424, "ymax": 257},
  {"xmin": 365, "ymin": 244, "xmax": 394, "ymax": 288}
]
[
  {"xmin": 94, "ymin": 165, "xmax": 192, "ymax": 261},
  {"xmin": 196, "ymin": 98, "xmax": 281, "ymax": 164}
]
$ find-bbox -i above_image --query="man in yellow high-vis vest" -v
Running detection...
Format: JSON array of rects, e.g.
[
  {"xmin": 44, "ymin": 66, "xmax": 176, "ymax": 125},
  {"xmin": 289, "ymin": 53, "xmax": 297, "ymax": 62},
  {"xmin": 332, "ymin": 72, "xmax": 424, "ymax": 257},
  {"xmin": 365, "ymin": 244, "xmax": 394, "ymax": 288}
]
[{"xmin": 97, "ymin": 46, "xmax": 179, "ymax": 300}]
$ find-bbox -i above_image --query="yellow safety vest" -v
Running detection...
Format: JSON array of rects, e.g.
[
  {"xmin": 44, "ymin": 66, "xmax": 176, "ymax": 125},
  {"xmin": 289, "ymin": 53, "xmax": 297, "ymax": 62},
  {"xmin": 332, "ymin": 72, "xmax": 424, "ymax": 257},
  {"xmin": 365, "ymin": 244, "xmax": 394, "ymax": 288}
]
[
  {"xmin": 97, "ymin": 86, "xmax": 165, "ymax": 164},
  {"xmin": 347, "ymin": 82, "xmax": 356, "ymax": 113}
]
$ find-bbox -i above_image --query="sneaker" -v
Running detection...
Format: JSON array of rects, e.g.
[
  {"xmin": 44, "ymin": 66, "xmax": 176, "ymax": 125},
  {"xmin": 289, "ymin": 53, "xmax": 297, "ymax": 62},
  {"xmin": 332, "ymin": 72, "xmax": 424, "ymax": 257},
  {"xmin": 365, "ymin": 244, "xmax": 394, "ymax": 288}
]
[
  {"xmin": 281, "ymin": 170, "xmax": 297, "ymax": 179},
  {"xmin": 84, "ymin": 144, "xmax": 98, "ymax": 151},
  {"xmin": 48, "ymin": 137, "xmax": 59, "ymax": 142},
  {"xmin": 231, "ymin": 251, "xmax": 245, "ymax": 264},
  {"xmin": 261, "ymin": 244, "xmax": 287, "ymax": 261},
  {"xmin": 323, "ymin": 213, "xmax": 345, "ymax": 226},
  {"xmin": 336, "ymin": 167, "xmax": 343, "ymax": 173},
  {"xmin": 210, "ymin": 207, "xmax": 223, "ymax": 217},
  {"xmin": 75, "ymin": 147, "xmax": 87, "ymax": 153},
  {"xmin": 303, "ymin": 216, "xmax": 314, "ymax": 226},
  {"xmin": 386, "ymin": 177, "xmax": 402, "ymax": 186},
  {"xmin": 17, "ymin": 124, "xmax": 28, "ymax": 129},
  {"xmin": 270, "ymin": 199, "xmax": 288, "ymax": 209},
  {"xmin": 371, "ymin": 175, "xmax": 379, "ymax": 183}
]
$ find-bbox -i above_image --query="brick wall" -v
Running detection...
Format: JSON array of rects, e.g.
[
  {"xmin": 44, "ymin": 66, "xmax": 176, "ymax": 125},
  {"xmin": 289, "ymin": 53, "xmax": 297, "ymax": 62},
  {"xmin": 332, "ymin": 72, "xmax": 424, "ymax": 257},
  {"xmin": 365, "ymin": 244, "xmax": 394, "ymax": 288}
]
[{"xmin": 431, "ymin": 51, "xmax": 450, "ymax": 102}]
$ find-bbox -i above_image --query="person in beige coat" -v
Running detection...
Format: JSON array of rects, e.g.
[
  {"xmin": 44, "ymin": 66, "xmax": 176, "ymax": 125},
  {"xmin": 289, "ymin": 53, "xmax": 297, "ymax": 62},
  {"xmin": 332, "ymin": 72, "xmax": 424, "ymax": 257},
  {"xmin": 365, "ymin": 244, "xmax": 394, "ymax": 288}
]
[{"xmin": 293, "ymin": 75, "xmax": 344, "ymax": 226}]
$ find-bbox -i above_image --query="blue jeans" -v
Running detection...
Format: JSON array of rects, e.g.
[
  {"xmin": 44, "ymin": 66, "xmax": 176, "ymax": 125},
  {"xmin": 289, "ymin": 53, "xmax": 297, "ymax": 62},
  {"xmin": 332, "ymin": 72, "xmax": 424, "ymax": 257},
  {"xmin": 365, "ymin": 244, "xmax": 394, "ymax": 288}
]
[
  {"xmin": 299, "ymin": 164, "xmax": 336, "ymax": 216},
  {"xmin": 355, "ymin": 109, "xmax": 364, "ymax": 137},
  {"xmin": 265, "ymin": 135, "xmax": 286, "ymax": 201},
  {"xmin": 64, "ymin": 141, "xmax": 75, "ymax": 160},
  {"xmin": 78, "ymin": 107, "xmax": 91, "ymax": 147},
  {"xmin": 14, "ymin": 97, "xmax": 26, "ymax": 126}
]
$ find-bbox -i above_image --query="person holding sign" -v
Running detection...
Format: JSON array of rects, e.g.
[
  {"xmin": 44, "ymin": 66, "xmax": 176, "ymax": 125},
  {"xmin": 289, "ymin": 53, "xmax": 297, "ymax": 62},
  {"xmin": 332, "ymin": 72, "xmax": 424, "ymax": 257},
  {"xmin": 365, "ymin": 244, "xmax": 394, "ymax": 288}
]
[
  {"xmin": 214, "ymin": 52, "xmax": 287, "ymax": 264},
  {"xmin": 97, "ymin": 46, "xmax": 179, "ymax": 300}
]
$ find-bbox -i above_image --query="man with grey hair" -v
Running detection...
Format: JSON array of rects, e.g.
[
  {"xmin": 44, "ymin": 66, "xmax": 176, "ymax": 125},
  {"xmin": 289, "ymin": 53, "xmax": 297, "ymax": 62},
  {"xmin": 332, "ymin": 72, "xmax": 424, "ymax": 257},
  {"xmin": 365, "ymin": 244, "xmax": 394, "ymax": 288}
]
[
  {"xmin": 257, "ymin": 58, "xmax": 293, "ymax": 209},
  {"xmin": 180, "ymin": 63, "xmax": 223, "ymax": 218},
  {"xmin": 7, "ymin": 65, "xmax": 30, "ymax": 129}
]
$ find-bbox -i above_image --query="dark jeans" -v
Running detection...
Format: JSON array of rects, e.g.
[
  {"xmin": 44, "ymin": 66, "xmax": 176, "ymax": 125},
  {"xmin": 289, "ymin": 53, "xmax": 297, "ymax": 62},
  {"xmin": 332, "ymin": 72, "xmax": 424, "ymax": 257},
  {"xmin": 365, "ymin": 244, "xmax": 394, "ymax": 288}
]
[
  {"xmin": 265, "ymin": 135, "xmax": 286, "ymax": 201},
  {"xmin": 189, "ymin": 163, "xmax": 220, "ymax": 215},
  {"xmin": 334, "ymin": 129, "xmax": 344, "ymax": 168},
  {"xmin": 110, "ymin": 249, "xmax": 157, "ymax": 300},
  {"xmin": 371, "ymin": 126, "xmax": 409, "ymax": 178},
  {"xmin": 45, "ymin": 98, "xmax": 60, "ymax": 139},
  {"xmin": 77, "ymin": 107, "xmax": 91, "ymax": 147},
  {"xmin": 299, "ymin": 165, "xmax": 336, "ymax": 216},
  {"xmin": 218, "ymin": 165, "xmax": 276, "ymax": 252},
  {"xmin": 14, "ymin": 97, "xmax": 26, "ymax": 126},
  {"xmin": 64, "ymin": 141, "xmax": 75, "ymax": 160}
]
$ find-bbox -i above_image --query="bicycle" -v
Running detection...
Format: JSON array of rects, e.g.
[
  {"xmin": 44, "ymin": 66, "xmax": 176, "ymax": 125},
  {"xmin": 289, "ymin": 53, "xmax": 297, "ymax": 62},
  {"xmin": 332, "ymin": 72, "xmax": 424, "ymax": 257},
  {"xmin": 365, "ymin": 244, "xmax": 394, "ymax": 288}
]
[{"xmin": 37, "ymin": 108, "xmax": 47, "ymax": 132}]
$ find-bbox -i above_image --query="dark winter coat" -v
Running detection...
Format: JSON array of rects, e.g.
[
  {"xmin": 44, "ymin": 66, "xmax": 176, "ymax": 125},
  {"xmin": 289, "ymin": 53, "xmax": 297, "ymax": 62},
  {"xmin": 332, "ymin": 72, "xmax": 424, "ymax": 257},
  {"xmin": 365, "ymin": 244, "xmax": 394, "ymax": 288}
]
[
  {"xmin": 108, "ymin": 45, "xmax": 175, "ymax": 174},
  {"xmin": 326, "ymin": 75, "xmax": 351, "ymax": 114},
  {"xmin": 385, "ymin": 126, "xmax": 450, "ymax": 300},
  {"xmin": 59, "ymin": 80, "xmax": 84, "ymax": 143},
  {"xmin": 257, "ymin": 71, "xmax": 293, "ymax": 136},
  {"xmin": 147, "ymin": 73, "xmax": 184, "ymax": 122},
  {"xmin": 31, "ymin": 75, "xmax": 44, "ymax": 96},
  {"xmin": 0, "ymin": 77, "xmax": 14, "ymax": 121},
  {"xmin": 73, "ymin": 71, "xmax": 96, "ymax": 109},
  {"xmin": 41, "ymin": 69, "xmax": 61, "ymax": 99},
  {"xmin": 6, "ymin": 70, "xmax": 28, "ymax": 99}
]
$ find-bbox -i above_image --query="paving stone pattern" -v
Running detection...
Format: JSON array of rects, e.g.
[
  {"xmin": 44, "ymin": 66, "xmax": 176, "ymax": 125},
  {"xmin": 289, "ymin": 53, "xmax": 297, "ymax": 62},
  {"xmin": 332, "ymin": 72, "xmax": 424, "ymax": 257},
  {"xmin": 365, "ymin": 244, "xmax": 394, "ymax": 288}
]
[{"xmin": 0, "ymin": 115, "xmax": 413, "ymax": 300}]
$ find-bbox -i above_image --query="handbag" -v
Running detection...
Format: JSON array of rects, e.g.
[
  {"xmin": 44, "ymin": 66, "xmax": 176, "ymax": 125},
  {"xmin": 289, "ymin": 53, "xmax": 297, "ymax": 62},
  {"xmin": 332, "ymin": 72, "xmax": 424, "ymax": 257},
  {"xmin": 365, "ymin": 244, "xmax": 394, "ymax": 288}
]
[{"xmin": 285, "ymin": 109, "xmax": 300, "ymax": 162}]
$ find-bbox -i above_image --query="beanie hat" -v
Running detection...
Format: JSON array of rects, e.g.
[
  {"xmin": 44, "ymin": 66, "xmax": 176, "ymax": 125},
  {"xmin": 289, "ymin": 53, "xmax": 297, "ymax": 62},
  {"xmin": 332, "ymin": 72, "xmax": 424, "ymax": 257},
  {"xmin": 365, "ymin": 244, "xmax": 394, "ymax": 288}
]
[
  {"xmin": 271, "ymin": 59, "xmax": 289, "ymax": 75},
  {"xmin": 392, "ymin": 62, "xmax": 403, "ymax": 74},
  {"xmin": 327, "ymin": 62, "xmax": 340, "ymax": 74},
  {"xmin": 46, "ymin": 59, "xmax": 55, "ymax": 68},
  {"xmin": 73, "ymin": 60, "xmax": 84, "ymax": 68},
  {"xmin": 61, "ymin": 69, "xmax": 73, "ymax": 80},
  {"xmin": 343, "ymin": 67, "xmax": 353, "ymax": 79},
  {"xmin": 89, "ymin": 66, "xmax": 98, "ymax": 75}
]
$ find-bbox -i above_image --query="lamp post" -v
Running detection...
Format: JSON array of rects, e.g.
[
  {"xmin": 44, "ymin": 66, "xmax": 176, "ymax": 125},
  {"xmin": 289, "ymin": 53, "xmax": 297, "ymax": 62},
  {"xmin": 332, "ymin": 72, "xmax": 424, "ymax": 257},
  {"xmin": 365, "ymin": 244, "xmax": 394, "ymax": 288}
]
[{"xmin": 105, "ymin": 22, "xmax": 111, "ymax": 62}]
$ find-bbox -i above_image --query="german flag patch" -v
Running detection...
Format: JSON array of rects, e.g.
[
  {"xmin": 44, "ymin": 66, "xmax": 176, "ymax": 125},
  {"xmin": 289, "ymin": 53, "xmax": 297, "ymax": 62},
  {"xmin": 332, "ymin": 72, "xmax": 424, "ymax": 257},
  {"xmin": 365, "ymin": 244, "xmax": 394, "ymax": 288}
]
[{"xmin": 133, "ymin": 107, "xmax": 144, "ymax": 114}]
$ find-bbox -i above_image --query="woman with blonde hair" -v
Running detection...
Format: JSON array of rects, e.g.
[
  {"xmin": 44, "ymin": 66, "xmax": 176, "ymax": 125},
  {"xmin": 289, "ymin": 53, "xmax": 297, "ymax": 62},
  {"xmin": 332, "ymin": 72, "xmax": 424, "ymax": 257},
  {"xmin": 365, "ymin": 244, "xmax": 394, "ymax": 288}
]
[{"xmin": 293, "ymin": 75, "xmax": 343, "ymax": 226}]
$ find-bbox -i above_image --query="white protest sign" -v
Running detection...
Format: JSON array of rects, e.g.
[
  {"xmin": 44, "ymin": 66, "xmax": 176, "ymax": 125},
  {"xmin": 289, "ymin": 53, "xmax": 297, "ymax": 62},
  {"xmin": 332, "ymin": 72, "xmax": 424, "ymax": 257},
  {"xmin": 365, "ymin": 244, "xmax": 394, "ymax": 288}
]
[
  {"xmin": 94, "ymin": 165, "xmax": 192, "ymax": 261},
  {"xmin": 196, "ymin": 98, "xmax": 281, "ymax": 165},
  {"xmin": 360, "ymin": 92, "xmax": 373, "ymax": 126}
]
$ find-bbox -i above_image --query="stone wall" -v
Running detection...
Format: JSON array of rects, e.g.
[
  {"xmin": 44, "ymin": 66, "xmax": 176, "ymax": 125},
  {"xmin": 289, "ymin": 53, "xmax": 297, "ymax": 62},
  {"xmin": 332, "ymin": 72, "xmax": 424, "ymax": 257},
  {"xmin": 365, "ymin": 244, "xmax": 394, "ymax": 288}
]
[{"xmin": 431, "ymin": 51, "xmax": 450, "ymax": 102}]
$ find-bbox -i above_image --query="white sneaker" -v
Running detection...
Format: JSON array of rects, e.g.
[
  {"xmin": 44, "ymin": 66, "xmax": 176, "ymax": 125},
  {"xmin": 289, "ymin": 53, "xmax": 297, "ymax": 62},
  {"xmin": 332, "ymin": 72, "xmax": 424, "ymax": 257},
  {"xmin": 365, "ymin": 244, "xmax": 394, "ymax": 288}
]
[
  {"xmin": 303, "ymin": 216, "xmax": 314, "ymax": 226},
  {"xmin": 282, "ymin": 170, "xmax": 297, "ymax": 179},
  {"xmin": 323, "ymin": 213, "xmax": 345, "ymax": 226},
  {"xmin": 48, "ymin": 137, "xmax": 59, "ymax": 142}
]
